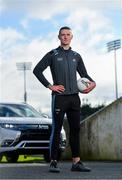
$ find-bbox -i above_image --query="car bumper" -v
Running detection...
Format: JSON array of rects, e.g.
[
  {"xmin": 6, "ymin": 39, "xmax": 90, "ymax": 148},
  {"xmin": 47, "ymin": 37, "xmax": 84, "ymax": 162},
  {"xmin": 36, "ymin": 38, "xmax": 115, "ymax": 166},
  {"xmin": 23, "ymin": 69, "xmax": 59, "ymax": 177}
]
[{"xmin": 0, "ymin": 127, "xmax": 66, "ymax": 154}]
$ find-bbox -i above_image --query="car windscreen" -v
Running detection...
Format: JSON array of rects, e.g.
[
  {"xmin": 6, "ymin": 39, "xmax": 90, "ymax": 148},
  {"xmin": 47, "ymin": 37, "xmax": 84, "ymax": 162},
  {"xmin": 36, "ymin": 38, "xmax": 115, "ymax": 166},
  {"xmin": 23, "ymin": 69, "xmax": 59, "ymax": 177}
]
[{"xmin": 0, "ymin": 104, "xmax": 42, "ymax": 118}]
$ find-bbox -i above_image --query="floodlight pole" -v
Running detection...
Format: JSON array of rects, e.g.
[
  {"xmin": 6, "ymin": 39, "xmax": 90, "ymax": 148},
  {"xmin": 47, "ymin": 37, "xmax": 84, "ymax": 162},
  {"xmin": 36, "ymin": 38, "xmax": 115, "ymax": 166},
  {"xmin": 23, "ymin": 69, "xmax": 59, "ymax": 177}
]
[
  {"xmin": 114, "ymin": 49, "xmax": 118, "ymax": 100},
  {"xmin": 107, "ymin": 39, "xmax": 121, "ymax": 100},
  {"xmin": 16, "ymin": 62, "xmax": 32, "ymax": 103},
  {"xmin": 23, "ymin": 64, "xmax": 27, "ymax": 103}
]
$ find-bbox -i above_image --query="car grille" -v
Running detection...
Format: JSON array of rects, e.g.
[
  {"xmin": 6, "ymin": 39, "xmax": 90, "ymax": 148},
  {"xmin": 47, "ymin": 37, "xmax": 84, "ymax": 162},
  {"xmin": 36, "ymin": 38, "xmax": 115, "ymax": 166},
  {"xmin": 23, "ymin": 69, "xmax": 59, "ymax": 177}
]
[
  {"xmin": 25, "ymin": 142, "xmax": 49, "ymax": 148},
  {"xmin": 21, "ymin": 128, "xmax": 51, "ymax": 140},
  {"xmin": 9, "ymin": 125, "xmax": 52, "ymax": 148}
]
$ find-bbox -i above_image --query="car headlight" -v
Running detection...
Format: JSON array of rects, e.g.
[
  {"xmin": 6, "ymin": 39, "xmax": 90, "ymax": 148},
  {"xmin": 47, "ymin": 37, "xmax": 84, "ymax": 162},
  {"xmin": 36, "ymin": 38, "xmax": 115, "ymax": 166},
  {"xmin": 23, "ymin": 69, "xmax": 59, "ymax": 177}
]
[
  {"xmin": 61, "ymin": 128, "xmax": 66, "ymax": 140},
  {"xmin": 0, "ymin": 124, "xmax": 16, "ymax": 129}
]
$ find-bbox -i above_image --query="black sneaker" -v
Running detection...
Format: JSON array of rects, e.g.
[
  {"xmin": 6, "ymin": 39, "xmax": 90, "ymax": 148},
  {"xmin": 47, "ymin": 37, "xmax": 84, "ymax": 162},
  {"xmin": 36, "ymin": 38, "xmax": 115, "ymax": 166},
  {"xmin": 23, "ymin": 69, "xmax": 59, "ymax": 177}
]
[
  {"xmin": 49, "ymin": 160, "xmax": 60, "ymax": 173},
  {"xmin": 71, "ymin": 161, "xmax": 91, "ymax": 172}
]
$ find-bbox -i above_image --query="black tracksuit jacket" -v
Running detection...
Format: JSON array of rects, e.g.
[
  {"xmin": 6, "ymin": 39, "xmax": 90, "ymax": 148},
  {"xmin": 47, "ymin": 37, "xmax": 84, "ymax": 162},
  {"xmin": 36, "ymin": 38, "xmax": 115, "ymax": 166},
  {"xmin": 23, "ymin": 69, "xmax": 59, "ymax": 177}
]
[{"xmin": 33, "ymin": 46, "xmax": 94, "ymax": 95}]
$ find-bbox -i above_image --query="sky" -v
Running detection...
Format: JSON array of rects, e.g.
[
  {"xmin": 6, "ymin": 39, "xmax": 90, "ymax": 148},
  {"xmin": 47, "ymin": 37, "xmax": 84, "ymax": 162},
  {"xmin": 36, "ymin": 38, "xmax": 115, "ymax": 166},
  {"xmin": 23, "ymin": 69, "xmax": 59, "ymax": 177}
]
[{"xmin": 0, "ymin": 0, "xmax": 122, "ymax": 113}]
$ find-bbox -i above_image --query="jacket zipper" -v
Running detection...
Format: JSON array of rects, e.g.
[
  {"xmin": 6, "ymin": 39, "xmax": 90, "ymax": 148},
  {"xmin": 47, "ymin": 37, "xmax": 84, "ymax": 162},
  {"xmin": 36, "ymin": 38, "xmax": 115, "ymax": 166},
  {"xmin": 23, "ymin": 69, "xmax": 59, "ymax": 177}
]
[{"xmin": 64, "ymin": 51, "xmax": 72, "ymax": 91}]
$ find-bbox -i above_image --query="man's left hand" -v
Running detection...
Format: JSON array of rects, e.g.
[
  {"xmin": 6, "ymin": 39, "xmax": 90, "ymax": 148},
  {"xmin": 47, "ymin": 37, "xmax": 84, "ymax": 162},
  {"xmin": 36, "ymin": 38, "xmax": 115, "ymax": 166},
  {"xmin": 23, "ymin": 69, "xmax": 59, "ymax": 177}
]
[{"xmin": 83, "ymin": 81, "xmax": 96, "ymax": 94}]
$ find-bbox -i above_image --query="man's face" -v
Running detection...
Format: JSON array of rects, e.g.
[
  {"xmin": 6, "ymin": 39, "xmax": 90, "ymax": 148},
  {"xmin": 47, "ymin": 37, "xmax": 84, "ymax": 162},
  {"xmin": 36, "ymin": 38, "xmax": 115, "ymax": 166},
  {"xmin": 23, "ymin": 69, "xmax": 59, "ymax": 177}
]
[{"xmin": 58, "ymin": 29, "xmax": 73, "ymax": 46}]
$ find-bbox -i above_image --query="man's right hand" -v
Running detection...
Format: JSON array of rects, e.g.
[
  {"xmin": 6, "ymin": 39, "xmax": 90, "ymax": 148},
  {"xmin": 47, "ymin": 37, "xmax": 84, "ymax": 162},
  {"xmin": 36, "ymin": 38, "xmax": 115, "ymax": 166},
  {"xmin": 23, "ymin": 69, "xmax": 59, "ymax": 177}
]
[{"xmin": 48, "ymin": 85, "xmax": 65, "ymax": 93}]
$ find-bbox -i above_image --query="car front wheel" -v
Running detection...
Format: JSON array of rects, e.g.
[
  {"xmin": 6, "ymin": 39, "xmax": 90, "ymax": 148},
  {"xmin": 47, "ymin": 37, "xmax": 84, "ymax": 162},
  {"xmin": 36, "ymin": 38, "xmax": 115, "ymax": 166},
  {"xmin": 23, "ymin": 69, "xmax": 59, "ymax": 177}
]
[
  {"xmin": 44, "ymin": 152, "xmax": 50, "ymax": 163},
  {"xmin": 5, "ymin": 154, "xmax": 19, "ymax": 163},
  {"xmin": 44, "ymin": 150, "xmax": 61, "ymax": 163},
  {"xmin": 0, "ymin": 155, "xmax": 2, "ymax": 162}
]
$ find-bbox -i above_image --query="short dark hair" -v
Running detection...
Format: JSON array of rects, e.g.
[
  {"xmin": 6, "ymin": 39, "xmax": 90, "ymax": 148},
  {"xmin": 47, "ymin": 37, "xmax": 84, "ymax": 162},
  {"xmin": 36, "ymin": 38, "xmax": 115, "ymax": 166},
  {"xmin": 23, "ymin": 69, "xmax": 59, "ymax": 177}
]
[{"xmin": 59, "ymin": 26, "xmax": 71, "ymax": 35}]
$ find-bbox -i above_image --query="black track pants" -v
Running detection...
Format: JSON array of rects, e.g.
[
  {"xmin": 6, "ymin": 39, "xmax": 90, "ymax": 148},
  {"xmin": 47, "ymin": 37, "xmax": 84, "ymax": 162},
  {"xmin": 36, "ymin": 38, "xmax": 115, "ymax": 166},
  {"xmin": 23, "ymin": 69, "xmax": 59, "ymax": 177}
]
[{"xmin": 50, "ymin": 94, "xmax": 81, "ymax": 160}]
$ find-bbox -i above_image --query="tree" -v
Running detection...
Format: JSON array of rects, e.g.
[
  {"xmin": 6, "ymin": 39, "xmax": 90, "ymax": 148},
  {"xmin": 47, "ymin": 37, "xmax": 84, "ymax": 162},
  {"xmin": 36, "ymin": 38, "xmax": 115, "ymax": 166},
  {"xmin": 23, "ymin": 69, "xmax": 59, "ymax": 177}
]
[{"xmin": 80, "ymin": 103, "xmax": 105, "ymax": 121}]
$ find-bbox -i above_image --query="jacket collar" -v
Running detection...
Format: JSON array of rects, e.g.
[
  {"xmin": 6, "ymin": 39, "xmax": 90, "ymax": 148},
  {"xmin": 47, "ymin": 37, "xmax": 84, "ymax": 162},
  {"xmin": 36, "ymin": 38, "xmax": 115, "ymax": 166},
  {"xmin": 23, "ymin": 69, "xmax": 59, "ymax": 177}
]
[{"xmin": 58, "ymin": 46, "xmax": 71, "ymax": 51}]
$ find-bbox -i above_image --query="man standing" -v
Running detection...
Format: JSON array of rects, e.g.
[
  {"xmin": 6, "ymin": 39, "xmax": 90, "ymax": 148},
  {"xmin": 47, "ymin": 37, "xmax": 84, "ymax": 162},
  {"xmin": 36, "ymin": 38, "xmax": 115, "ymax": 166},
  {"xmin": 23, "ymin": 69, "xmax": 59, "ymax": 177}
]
[{"xmin": 33, "ymin": 26, "xmax": 96, "ymax": 172}]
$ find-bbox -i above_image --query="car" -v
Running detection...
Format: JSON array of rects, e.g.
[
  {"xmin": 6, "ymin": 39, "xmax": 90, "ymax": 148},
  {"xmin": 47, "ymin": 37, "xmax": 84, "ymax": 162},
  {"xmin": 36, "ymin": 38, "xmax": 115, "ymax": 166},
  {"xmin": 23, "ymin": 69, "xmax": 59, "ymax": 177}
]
[{"xmin": 0, "ymin": 103, "xmax": 66, "ymax": 163}]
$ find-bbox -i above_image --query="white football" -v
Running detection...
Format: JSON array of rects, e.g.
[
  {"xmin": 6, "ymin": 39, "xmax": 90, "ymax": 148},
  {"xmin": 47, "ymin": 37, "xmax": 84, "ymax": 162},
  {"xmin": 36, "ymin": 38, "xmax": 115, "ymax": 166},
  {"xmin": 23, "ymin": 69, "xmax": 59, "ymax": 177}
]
[{"xmin": 77, "ymin": 78, "xmax": 90, "ymax": 93}]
